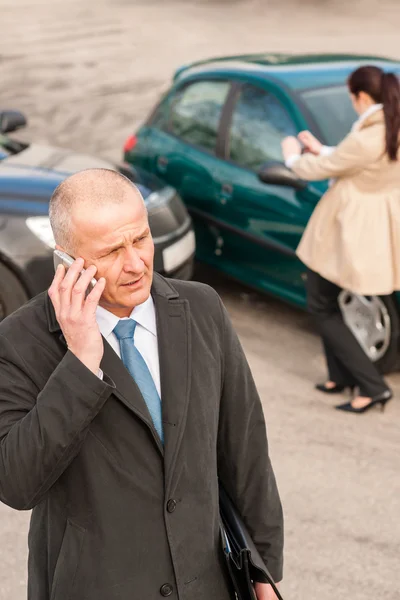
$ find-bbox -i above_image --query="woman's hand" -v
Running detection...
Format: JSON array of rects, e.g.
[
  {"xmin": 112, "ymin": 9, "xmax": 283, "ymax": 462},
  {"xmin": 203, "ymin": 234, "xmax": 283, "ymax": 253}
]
[
  {"xmin": 298, "ymin": 130, "xmax": 322, "ymax": 155},
  {"xmin": 281, "ymin": 136, "xmax": 301, "ymax": 161}
]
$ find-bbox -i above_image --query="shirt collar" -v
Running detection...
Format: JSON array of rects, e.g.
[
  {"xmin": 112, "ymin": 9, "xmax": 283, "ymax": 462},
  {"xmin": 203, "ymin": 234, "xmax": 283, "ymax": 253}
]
[
  {"xmin": 352, "ymin": 103, "xmax": 383, "ymax": 131},
  {"xmin": 96, "ymin": 295, "xmax": 157, "ymax": 339}
]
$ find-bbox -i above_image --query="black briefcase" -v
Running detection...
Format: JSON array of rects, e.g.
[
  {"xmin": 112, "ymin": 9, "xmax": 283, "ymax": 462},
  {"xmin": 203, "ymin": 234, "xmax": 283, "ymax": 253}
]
[{"xmin": 219, "ymin": 484, "xmax": 284, "ymax": 600}]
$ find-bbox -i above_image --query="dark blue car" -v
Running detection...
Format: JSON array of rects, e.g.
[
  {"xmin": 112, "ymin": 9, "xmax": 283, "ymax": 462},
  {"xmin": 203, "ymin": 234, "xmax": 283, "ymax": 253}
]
[{"xmin": 0, "ymin": 110, "xmax": 195, "ymax": 322}]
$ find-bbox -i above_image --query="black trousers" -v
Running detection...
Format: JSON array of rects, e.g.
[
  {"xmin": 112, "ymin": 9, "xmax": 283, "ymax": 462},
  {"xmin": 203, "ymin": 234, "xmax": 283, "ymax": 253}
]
[{"xmin": 306, "ymin": 269, "xmax": 389, "ymax": 398}]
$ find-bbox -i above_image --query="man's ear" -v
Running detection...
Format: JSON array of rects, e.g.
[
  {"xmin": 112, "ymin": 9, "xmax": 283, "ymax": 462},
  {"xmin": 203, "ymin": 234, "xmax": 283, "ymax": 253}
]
[{"xmin": 55, "ymin": 243, "xmax": 76, "ymax": 259}]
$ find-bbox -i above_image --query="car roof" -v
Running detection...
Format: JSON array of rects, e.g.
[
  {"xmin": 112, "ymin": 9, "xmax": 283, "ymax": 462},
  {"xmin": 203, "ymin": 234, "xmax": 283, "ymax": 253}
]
[{"xmin": 174, "ymin": 53, "xmax": 400, "ymax": 91}]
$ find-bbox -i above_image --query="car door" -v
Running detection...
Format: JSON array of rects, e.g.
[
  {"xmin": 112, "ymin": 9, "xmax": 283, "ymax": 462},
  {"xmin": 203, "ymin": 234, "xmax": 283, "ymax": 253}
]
[
  {"xmin": 213, "ymin": 82, "xmax": 316, "ymax": 305},
  {"xmin": 142, "ymin": 78, "xmax": 233, "ymax": 263}
]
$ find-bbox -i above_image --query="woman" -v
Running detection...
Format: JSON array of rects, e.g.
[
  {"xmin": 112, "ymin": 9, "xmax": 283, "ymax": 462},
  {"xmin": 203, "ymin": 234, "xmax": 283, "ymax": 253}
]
[{"xmin": 282, "ymin": 65, "xmax": 400, "ymax": 414}]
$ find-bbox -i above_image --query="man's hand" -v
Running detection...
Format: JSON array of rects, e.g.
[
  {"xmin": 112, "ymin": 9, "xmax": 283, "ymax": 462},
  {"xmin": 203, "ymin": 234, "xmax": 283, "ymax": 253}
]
[
  {"xmin": 48, "ymin": 258, "xmax": 106, "ymax": 375},
  {"xmin": 254, "ymin": 581, "xmax": 281, "ymax": 600},
  {"xmin": 298, "ymin": 130, "xmax": 322, "ymax": 155}
]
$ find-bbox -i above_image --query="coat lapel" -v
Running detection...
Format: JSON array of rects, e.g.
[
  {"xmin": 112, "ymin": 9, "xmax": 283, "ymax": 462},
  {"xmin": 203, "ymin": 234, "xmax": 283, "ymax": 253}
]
[
  {"xmin": 45, "ymin": 294, "xmax": 164, "ymax": 455},
  {"xmin": 100, "ymin": 339, "xmax": 164, "ymax": 455},
  {"xmin": 152, "ymin": 274, "xmax": 191, "ymax": 495}
]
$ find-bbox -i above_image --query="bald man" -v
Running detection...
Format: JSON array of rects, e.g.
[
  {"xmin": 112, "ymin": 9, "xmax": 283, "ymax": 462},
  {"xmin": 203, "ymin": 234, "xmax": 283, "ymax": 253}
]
[{"xmin": 0, "ymin": 169, "xmax": 283, "ymax": 600}]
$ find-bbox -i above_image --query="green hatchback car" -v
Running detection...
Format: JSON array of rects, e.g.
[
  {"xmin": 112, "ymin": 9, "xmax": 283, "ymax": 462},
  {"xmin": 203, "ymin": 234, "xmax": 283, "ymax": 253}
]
[{"xmin": 124, "ymin": 52, "xmax": 400, "ymax": 372}]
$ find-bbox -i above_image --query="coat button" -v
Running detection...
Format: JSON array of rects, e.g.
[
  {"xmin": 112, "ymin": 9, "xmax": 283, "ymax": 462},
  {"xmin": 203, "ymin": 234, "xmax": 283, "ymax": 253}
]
[
  {"xmin": 167, "ymin": 499, "xmax": 177, "ymax": 513},
  {"xmin": 160, "ymin": 583, "xmax": 173, "ymax": 596}
]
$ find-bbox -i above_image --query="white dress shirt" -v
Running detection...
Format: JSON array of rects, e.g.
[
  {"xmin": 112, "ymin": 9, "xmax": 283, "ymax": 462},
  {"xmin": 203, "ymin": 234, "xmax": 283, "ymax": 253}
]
[{"xmin": 96, "ymin": 296, "xmax": 161, "ymax": 397}]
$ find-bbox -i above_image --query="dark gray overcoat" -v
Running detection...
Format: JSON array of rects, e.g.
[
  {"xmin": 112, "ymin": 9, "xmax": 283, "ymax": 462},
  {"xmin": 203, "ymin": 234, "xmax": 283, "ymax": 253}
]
[{"xmin": 0, "ymin": 273, "xmax": 283, "ymax": 600}]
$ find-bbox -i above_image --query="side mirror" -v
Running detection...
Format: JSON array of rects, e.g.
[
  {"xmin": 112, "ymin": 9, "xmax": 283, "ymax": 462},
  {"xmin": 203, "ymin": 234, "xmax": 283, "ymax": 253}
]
[
  {"xmin": 258, "ymin": 161, "xmax": 306, "ymax": 190},
  {"xmin": 0, "ymin": 110, "xmax": 27, "ymax": 134}
]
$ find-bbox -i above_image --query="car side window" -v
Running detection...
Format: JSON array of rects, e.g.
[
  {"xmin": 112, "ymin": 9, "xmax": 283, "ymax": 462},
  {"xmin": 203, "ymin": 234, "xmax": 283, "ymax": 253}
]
[
  {"xmin": 228, "ymin": 85, "xmax": 297, "ymax": 170},
  {"xmin": 170, "ymin": 80, "xmax": 230, "ymax": 153}
]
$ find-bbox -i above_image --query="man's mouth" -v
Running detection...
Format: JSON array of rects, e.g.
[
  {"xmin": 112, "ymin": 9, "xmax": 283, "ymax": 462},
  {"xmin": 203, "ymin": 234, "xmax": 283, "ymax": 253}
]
[{"xmin": 121, "ymin": 275, "xmax": 144, "ymax": 287}]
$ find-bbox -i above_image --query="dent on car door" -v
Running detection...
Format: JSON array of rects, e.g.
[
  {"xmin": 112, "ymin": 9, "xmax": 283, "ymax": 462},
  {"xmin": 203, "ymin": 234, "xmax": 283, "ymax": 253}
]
[
  {"xmin": 214, "ymin": 83, "xmax": 312, "ymax": 304},
  {"xmin": 151, "ymin": 78, "xmax": 232, "ymax": 261}
]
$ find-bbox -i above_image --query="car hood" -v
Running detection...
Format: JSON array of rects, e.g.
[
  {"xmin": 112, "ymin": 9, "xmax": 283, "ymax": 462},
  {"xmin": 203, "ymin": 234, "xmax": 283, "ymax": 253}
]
[
  {"xmin": 0, "ymin": 143, "xmax": 189, "ymax": 242},
  {"xmin": 3, "ymin": 143, "xmax": 117, "ymax": 173},
  {"xmin": 1, "ymin": 143, "xmax": 170, "ymax": 198}
]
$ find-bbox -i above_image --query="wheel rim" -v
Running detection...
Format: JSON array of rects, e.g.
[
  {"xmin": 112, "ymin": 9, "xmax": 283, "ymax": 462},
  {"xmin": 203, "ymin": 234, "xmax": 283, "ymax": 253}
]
[{"xmin": 338, "ymin": 291, "xmax": 391, "ymax": 362}]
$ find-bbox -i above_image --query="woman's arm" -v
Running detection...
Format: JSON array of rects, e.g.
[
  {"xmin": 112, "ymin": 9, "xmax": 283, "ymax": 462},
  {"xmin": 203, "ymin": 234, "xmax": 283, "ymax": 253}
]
[{"xmin": 286, "ymin": 132, "xmax": 366, "ymax": 181}]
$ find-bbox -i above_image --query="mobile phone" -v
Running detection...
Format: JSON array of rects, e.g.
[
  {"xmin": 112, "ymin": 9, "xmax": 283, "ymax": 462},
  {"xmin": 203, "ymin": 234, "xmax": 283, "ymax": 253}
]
[{"xmin": 53, "ymin": 250, "xmax": 98, "ymax": 293}]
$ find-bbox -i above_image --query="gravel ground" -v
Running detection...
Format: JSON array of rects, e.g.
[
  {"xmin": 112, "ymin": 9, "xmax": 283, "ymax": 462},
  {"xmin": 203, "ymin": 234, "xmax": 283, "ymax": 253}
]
[{"xmin": 0, "ymin": 1, "xmax": 399, "ymax": 599}]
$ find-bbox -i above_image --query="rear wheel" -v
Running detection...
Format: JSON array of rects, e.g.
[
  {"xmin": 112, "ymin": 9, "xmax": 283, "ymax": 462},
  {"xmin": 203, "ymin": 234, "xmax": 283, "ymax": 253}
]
[
  {"xmin": 338, "ymin": 291, "xmax": 400, "ymax": 374},
  {"xmin": 0, "ymin": 262, "xmax": 29, "ymax": 323}
]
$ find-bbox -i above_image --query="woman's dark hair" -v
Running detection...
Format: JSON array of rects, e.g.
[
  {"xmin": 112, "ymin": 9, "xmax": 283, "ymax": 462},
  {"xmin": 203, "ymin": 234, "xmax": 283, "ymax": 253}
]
[{"xmin": 348, "ymin": 65, "xmax": 400, "ymax": 161}]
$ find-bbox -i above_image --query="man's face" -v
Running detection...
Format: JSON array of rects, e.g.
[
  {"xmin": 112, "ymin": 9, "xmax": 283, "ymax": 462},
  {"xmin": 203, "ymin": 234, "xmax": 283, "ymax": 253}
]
[{"xmin": 67, "ymin": 191, "xmax": 154, "ymax": 317}]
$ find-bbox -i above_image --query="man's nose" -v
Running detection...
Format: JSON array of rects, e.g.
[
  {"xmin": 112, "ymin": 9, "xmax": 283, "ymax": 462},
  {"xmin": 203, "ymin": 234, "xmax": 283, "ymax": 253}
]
[{"xmin": 123, "ymin": 246, "xmax": 145, "ymax": 272}]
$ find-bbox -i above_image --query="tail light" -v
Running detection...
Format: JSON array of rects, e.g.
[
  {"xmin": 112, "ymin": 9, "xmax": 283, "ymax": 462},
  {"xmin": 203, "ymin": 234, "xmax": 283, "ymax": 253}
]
[{"xmin": 123, "ymin": 134, "xmax": 137, "ymax": 153}]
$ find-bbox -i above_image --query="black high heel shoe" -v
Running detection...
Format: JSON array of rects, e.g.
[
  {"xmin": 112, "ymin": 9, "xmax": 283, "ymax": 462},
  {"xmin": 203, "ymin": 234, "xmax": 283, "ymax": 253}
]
[
  {"xmin": 315, "ymin": 382, "xmax": 354, "ymax": 395},
  {"xmin": 335, "ymin": 390, "xmax": 393, "ymax": 414}
]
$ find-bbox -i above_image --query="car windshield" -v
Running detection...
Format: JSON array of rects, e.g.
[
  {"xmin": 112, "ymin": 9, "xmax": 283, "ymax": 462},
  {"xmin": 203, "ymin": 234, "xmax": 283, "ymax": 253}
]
[{"xmin": 300, "ymin": 85, "xmax": 357, "ymax": 146}]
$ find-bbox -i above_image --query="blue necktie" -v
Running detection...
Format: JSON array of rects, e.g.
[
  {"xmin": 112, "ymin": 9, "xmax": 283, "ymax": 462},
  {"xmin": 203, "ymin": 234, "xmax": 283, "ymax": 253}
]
[{"xmin": 113, "ymin": 319, "xmax": 164, "ymax": 444}]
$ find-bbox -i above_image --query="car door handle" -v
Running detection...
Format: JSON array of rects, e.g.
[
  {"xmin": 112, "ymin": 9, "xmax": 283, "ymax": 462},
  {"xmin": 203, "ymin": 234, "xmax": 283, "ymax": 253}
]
[
  {"xmin": 157, "ymin": 156, "xmax": 169, "ymax": 172},
  {"xmin": 221, "ymin": 183, "xmax": 233, "ymax": 195},
  {"xmin": 219, "ymin": 183, "xmax": 233, "ymax": 205}
]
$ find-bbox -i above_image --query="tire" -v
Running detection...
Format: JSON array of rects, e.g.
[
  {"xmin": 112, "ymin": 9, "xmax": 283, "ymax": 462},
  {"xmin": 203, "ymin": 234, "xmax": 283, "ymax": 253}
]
[
  {"xmin": 0, "ymin": 262, "xmax": 29, "ymax": 323},
  {"xmin": 339, "ymin": 291, "xmax": 400, "ymax": 374}
]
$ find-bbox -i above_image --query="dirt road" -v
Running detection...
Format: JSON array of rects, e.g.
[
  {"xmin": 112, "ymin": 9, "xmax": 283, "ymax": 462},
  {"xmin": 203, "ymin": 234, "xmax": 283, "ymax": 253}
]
[{"xmin": 0, "ymin": 1, "xmax": 399, "ymax": 599}]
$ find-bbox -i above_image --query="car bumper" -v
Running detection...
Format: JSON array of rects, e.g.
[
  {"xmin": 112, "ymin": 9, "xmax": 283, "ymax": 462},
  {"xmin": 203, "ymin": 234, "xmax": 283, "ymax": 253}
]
[
  {"xmin": 153, "ymin": 223, "xmax": 195, "ymax": 276},
  {"xmin": 0, "ymin": 197, "xmax": 195, "ymax": 304},
  {"xmin": 11, "ymin": 226, "xmax": 196, "ymax": 300},
  {"xmin": 1, "ymin": 223, "xmax": 195, "ymax": 302},
  {"xmin": 157, "ymin": 255, "xmax": 194, "ymax": 280},
  {"xmin": 21, "ymin": 243, "xmax": 196, "ymax": 299}
]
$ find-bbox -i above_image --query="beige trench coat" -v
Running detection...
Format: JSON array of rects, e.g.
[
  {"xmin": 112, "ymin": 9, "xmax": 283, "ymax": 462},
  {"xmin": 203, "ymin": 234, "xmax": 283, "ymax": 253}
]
[{"xmin": 292, "ymin": 110, "xmax": 400, "ymax": 295}]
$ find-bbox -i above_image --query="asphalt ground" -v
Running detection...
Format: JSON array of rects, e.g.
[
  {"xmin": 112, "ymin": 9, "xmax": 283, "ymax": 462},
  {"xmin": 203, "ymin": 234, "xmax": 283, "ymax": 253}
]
[{"xmin": 1, "ymin": 1, "xmax": 400, "ymax": 598}]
